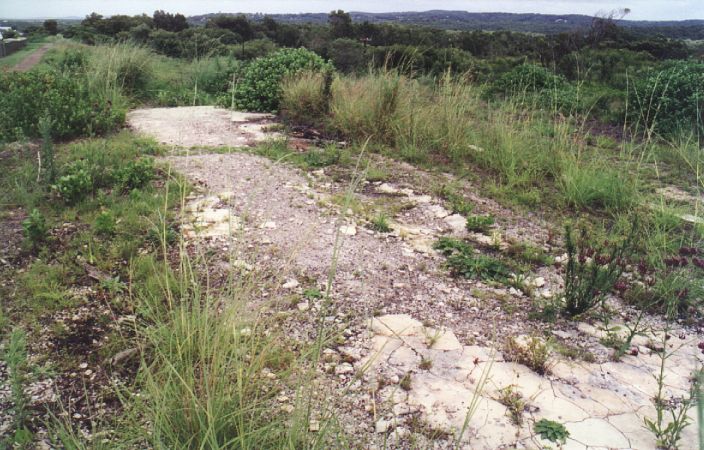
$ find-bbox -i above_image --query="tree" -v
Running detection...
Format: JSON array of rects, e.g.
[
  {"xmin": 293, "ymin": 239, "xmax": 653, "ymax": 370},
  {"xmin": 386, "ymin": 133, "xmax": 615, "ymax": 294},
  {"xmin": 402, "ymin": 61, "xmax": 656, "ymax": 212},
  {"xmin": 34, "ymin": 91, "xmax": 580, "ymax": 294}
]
[
  {"xmin": 207, "ymin": 14, "xmax": 254, "ymax": 41},
  {"xmin": 43, "ymin": 19, "xmax": 58, "ymax": 35},
  {"xmin": 153, "ymin": 10, "xmax": 188, "ymax": 32},
  {"xmin": 329, "ymin": 10, "xmax": 353, "ymax": 39},
  {"xmin": 588, "ymin": 8, "xmax": 630, "ymax": 47}
]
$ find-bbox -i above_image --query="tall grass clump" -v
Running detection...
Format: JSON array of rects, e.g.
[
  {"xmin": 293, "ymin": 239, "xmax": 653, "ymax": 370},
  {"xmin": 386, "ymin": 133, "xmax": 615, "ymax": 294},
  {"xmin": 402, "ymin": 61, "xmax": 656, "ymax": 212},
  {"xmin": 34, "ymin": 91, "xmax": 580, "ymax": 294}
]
[
  {"xmin": 86, "ymin": 42, "xmax": 155, "ymax": 102},
  {"xmin": 280, "ymin": 70, "xmax": 332, "ymax": 127},
  {"xmin": 329, "ymin": 70, "xmax": 406, "ymax": 145},
  {"xmin": 560, "ymin": 158, "xmax": 639, "ymax": 211}
]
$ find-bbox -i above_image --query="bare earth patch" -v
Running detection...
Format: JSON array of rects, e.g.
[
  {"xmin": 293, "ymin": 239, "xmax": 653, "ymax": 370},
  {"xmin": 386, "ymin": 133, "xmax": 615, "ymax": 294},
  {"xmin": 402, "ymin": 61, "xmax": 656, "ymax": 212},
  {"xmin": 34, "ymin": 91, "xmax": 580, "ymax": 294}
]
[
  {"xmin": 127, "ymin": 106, "xmax": 279, "ymax": 148},
  {"xmin": 130, "ymin": 106, "xmax": 702, "ymax": 450}
]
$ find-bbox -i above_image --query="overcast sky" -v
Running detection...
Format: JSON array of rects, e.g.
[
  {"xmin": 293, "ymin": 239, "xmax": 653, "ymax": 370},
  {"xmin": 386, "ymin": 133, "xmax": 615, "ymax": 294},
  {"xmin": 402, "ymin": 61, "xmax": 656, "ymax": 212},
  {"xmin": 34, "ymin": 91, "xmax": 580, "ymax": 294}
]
[{"xmin": 0, "ymin": 1, "xmax": 701, "ymax": 21}]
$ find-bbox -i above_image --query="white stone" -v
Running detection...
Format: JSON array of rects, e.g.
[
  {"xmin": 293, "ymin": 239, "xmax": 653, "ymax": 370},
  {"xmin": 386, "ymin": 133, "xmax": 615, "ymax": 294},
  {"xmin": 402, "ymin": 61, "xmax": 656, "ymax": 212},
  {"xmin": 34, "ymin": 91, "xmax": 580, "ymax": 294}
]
[
  {"xmin": 377, "ymin": 183, "xmax": 400, "ymax": 195},
  {"xmin": 443, "ymin": 214, "xmax": 466, "ymax": 233},
  {"xmin": 370, "ymin": 314, "xmax": 424, "ymax": 337},
  {"xmin": 283, "ymin": 279, "xmax": 299, "ymax": 289},
  {"xmin": 340, "ymin": 225, "xmax": 357, "ymax": 236}
]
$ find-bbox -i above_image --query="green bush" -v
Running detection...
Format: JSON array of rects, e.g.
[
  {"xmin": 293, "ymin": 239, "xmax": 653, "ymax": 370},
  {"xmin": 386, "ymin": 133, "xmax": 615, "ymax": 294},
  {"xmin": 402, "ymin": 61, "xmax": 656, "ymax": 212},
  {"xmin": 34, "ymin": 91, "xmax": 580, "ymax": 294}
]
[
  {"xmin": 233, "ymin": 48, "xmax": 332, "ymax": 112},
  {"xmin": 0, "ymin": 70, "xmax": 124, "ymax": 142},
  {"xmin": 487, "ymin": 63, "xmax": 567, "ymax": 97},
  {"xmin": 22, "ymin": 209, "xmax": 48, "ymax": 248},
  {"xmin": 115, "ymin": 158, "xmax": 155, "ymax": 192},
  {"xmin": 52, "ymin": 161, "xmax": 93, "ymax": 204},
  {"xmin": 629, "ymin": 60, "xmax": 704, "ymax": 137},
  {"xmin": 466, "ymin": 215, "xmax": 495, "ymax": 233},
  {"xmin": 94, "ymin": 211, "xmax": 116, "ymax": 236}
]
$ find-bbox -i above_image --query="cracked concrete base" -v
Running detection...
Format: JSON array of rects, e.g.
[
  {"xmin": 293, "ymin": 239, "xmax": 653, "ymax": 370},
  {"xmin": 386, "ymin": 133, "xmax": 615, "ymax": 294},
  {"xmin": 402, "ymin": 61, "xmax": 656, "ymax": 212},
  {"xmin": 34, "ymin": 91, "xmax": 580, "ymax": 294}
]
[
  {"xmin": 127, "ymin": 106, "xmax": 279, "ymax": 148},
  {"xmin": 364, "ymin": 314, "xmax": 700, "ymax": 449}
]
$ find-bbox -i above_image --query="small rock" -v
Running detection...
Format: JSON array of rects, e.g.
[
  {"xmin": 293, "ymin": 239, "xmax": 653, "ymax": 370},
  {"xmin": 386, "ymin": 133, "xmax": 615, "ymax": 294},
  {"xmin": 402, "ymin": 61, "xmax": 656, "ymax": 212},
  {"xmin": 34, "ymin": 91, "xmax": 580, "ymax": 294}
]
[
  {"xmin": 297, "ymin": 302, "xmax": 310, "ymax": 312},
  {"xmin": 378, "ymin": 183, "xmax": 399, "ymax": 195},
  {"xmin": 335, "ymin": 363, "xmax": 354, "ymax": 375},
  {"xmin": 283, "ymin": 279, "xmax": 299, "ymax": 289},
  {"xmin": 531, "ymin": 277, "xmax": 546, "ymax": 288},
  {"xmin": 309, "ymin": 420, "xmax": 320, "ymax": 432},
  {"xmin": 340, "ymin": 225, "xmax": 357, "ymax": 236},
  {"xmin": 376, "ymin": 418, "xmax": 394, "ymax": 433}
]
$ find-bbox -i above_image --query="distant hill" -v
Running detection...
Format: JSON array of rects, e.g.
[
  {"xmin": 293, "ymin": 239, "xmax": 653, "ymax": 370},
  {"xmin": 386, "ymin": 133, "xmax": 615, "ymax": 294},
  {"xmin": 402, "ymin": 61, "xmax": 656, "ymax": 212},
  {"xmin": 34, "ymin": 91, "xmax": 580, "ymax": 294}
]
[{"xmin": 190, "ymin": 10, "xmax": 704, "ymax": 39}]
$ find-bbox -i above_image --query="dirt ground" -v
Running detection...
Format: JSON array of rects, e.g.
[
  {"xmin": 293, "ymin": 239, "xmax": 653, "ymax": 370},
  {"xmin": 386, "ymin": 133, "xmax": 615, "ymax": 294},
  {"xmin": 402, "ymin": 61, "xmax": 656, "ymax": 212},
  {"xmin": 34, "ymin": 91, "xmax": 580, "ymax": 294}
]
[
  {"xmin": 126, "ymin": 106, "xmax": 703, "ymax": 449},
  {"xmin": 10, "ymin": 43, "xmax": 53, "ymax": 72}
]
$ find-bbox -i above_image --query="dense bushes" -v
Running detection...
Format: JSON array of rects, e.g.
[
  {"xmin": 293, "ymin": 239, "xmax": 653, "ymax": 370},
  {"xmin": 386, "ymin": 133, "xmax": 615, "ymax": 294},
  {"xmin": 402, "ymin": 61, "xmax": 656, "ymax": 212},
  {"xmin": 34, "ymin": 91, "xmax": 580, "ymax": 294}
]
[
  {"xmin": 629, "ymin": 60, "xmax": 704, "ymax": 137},
  {"xmin": 0, "ymin": 70, "xmax": 124, "ymax": 142},
  {"xmin": 232, "ymin": 48, "xmax": 332, "ymax": 112}
]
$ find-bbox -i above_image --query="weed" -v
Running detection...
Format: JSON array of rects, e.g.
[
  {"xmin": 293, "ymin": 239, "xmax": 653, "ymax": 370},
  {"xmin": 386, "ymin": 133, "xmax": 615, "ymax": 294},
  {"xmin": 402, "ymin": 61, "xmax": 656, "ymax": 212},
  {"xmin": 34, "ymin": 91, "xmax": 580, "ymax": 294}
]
[
  {"xmin": 419, "ymin": 357, "xmax": 433, "ymax": 370},
  {"xmin": 644, "ymin": 295, "xmax": 698, "ymax": 448},
  {"xmin": 93, "ymin": 210, "xmax": 116, "ymax": 236},
  {"xmin": 437, "ymin": 184, "xmax": 474, "ymax": 216},
  {"xmin": 434, "ymin": 237, "xmax": 510, "ymax": 282},
  {"xmin": 1, "ymin": 330, "xmax": 32, "ymax": 447},
  {"xmin": 562, "ymin": 221, "xmax": 637, "ymax": 317},
  {"xmin": 466, "ymin": 215, "xmax": 495, "ymax": 233},
  {"xmin": 504, "ymin": 336, "xmax": 550, "ymax": 375},
  {"xmin": 497, "ymin": 385, "xmax": 526, "ymax": 426},
  {"xmin": 534, "ymin": 418, "xmax": 570, "ymax": 444},
  {"xmin": 505, "ymin": 241, "xmax": 553, "ymax": 267},
  {"xmin": 22, "ymin": 208, "xmax": 48, "ymax": 249},
  {"xmin": 370, "ymin": 212, "xmax": 391, "ymax": 233},
  {"xmin": 304, "ymin": 146, "xmax": 340, "ymax": 168},
  {"xmin": 400, "ymin": 372, "xmax": 412, "ymax": 391},
  {"xmin": 303, "ymin": 287, "xmax": 323, "ymax": 300},
  {"xmin": 100, "ymin": 276, "xmax": 126, "ymax": 295}
]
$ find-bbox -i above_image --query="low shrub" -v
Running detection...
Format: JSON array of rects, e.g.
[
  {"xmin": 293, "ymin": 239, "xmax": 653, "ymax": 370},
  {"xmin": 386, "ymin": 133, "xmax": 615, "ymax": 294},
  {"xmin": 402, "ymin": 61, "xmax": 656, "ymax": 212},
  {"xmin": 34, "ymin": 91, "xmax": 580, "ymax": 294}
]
[
  {"xmin": 22, "ymin": 209, "xmax": 48, "ymax": 248},
  {"xmin": 115, "ymin": 158, "xmax": 155, "ymax": 192},
  {"xmin": 629, "ymin": 60, "xmax": 704, "ymax": 138},
  {"xmin": 52, "ymin": 161, "xmax": 93, "ymax": 204},
  {"xmin": 233, "ymin": 48, "xmax": 331, "ymax": 112},
  {"xmin": 94, "ymin": 211, "xmax": 116, "ymax": 236},
  {"xmin": 0, "ymin": 70, "xmax": 125, "ymax": 142},
  {"xmin": 466, "ymin": 215, "xmax": 495, "ymax": 233},
  {"xmin": 562, "ymin": 222, "xmax": 637, "ymax": 317}
]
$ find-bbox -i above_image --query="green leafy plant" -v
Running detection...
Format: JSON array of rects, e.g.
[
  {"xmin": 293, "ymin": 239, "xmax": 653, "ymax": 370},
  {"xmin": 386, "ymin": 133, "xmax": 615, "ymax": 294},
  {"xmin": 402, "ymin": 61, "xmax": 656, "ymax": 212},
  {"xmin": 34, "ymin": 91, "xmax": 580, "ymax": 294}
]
[
  {"xmin": 115, "ymin": 158, "xmax": 155, "ymax": 192},
  {"xmin": 534, "ymin": 418, "xmax": 570, "ymax": 444},
  {"xmin": 52, "ymin": 161, "xmax": 93, "ymax": 204},
  {"xmin": 466, "ymin": 215, "xmax": 495, "ymax": 233},
  {"xmin": 100, "ymin": 276, "xmax": 126, "ymax": 295},
  {"xmin": 22, "ymin": 209, "xmax": 48, "ymax": 249},
  {"xmin": 434, "ymin": 237, "xmax": 510, "ymax": 281},
  {"xmin": 0, "ymin": 69, "xmax": 124, "ymax": 142},
  {"xmin": 233, "ymin": 48, "xmax": 332, "ymax": 112},
  {"xmin": 629, "ymin": 60, "xmax": 704, "ymax": 138}
]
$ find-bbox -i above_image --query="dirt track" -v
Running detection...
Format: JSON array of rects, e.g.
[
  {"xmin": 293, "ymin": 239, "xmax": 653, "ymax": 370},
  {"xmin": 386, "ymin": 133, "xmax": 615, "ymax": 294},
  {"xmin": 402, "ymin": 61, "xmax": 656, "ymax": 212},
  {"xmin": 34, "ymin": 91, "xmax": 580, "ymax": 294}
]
[{"xmin": 10, "ymin": 43, "xmax": 52, "ymax": 72}]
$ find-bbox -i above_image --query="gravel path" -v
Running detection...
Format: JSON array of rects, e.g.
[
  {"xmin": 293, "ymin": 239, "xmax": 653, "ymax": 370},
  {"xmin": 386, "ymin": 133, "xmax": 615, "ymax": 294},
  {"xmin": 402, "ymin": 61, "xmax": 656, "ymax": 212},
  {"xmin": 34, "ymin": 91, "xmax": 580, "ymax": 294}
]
[{"xmin": 133, "ymin": 107, "xmax": 702, "ymax": 449}]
